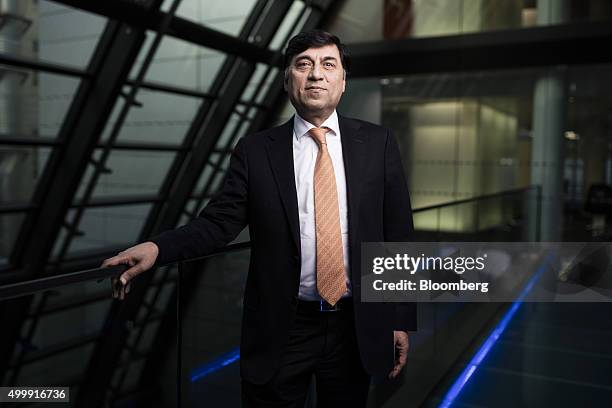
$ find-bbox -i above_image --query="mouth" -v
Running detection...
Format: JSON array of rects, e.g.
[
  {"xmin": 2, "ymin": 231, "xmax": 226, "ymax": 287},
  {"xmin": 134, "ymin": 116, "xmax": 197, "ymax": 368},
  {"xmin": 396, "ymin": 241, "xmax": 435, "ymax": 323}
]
[{"xmin": 305, "ymin": 86, "xmax": 326, "ymax": 91}]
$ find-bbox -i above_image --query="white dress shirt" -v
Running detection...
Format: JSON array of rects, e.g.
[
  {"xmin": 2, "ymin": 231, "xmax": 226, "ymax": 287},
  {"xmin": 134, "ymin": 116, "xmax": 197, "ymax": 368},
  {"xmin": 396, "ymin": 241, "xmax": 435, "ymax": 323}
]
[{"xmin": 292, "ymin": 110, "xmax": 351, "ymax": 300}]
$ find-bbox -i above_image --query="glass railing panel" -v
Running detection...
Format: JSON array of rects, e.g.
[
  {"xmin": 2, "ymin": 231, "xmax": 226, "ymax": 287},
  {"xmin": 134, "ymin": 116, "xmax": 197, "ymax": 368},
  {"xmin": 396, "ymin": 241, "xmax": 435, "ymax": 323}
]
[
  {"xmin": 0, "ymin": 277, "xmax": 112, "ymax": 405},
  {"xmin": 0, "ymin": 263, "xmax": 181, "ymax": 407},
  {"xmin": 178, "ymin": 247, "xmax": 250, "ymax": 407}
]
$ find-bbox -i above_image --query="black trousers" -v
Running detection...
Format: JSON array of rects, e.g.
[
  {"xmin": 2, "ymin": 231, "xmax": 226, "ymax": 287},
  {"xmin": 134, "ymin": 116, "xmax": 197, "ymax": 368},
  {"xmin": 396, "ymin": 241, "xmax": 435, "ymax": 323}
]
[{"xmin": 241, "ymin": 301, "xmax": 371, "ymax": 408}]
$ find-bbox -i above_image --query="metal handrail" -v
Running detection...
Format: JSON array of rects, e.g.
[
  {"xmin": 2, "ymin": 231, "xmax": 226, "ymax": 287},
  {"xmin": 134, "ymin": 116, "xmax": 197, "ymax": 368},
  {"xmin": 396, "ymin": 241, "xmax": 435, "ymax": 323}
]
[
  {"xmin": 412, "ymin": 186, "xmax": 538, "ymax": 213},
  {"xmin": 0, "ymin": 242, "xmax": 250, "ymax": 301},
  {"xmin": 0, "ymin": 187, "xmax": 535, "ymax": 301}
]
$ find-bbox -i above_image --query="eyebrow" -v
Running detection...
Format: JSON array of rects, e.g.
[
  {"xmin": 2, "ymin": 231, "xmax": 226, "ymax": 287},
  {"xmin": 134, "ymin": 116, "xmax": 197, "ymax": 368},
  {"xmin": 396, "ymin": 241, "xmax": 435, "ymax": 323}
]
[{"xmin": 294, "ymin": 55, "xmax": 339, "ymax": 63}]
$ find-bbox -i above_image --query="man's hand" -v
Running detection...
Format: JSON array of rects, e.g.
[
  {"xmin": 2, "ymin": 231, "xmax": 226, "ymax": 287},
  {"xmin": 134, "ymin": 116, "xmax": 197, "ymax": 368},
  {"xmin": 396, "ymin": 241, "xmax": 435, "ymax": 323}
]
[
  {"xmin": 388, "ymin": 330, "xmax": 409, "ymax": 379},
  {"xmin": 101, "ymin": 241, "xmax": 159, "ymax": 300}
]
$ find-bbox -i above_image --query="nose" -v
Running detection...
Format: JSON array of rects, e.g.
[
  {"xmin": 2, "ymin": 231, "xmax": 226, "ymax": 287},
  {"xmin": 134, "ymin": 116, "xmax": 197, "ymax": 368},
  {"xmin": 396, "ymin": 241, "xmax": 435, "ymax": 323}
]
[{"xmin": 308, "ymin": 62, "xmax": 324, "ymax": 80}]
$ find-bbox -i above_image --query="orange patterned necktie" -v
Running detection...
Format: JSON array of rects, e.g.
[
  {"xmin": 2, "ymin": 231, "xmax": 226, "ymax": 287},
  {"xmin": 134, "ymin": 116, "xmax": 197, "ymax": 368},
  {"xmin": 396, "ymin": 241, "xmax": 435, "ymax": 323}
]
[{"xmin": 308, "ymin": 127, "xmax": 347, "ymax": 306}]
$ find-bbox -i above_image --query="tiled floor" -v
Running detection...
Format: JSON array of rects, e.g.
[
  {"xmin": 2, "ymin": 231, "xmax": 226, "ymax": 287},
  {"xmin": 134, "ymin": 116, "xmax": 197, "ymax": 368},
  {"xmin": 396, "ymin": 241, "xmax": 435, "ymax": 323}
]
[{"xmin": 425, "ymin": 302, "xmax": 612, "ymax": 408}]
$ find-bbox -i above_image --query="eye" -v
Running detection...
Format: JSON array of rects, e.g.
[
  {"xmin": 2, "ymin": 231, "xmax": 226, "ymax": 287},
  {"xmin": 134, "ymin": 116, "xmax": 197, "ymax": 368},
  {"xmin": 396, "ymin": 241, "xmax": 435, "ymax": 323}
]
[
  {"xmin": 296, "ymin": 60, "xmax": 312, "ymax": 70},
  {"xmin": 324, "ymin": 62, "xmax": 336, "ymax": 69}
]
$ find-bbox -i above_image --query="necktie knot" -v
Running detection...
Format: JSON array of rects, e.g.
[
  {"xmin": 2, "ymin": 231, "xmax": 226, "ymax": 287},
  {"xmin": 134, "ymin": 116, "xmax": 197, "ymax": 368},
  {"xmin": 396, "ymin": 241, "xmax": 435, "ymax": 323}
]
[{"xmin": 308, "ymin": 127, "xmax": 329, "ymax": 148}]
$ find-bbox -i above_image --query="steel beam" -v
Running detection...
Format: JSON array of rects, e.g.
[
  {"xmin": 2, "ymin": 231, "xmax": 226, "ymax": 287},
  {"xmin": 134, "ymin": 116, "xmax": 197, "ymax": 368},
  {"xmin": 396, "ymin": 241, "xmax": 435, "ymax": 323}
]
[
  {"xmin": 348, "ymin": 21, "xmax": 612, "ymax": 77},
  {"xmin": 0, "ymin": 51, "xmax": 88, "ymax": 77}
]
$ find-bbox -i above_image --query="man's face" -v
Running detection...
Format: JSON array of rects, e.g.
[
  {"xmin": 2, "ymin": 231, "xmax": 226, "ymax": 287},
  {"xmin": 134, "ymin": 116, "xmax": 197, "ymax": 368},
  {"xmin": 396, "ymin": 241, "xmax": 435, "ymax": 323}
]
[{"xmin": 284, "ymin": 44, "xmax": 346, "ymax": 119}]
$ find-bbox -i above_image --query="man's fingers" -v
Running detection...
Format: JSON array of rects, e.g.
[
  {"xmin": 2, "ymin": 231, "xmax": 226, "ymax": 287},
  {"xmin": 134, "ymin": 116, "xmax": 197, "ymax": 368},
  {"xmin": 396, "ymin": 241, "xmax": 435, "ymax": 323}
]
[
  {"xmin": 102, "ymin": 254, "xmax": 127, "ymax": 268},
  {"xmin": 111, "ymin": 277, "xmax": 118, "ymax": 298},
  {"xmin": 115, "ymin": 268, "xmax": 139, "ymax": 300},
  {"xmin": 108, "ymin": 258, "xmax": 146, "ymax": 300},
  {"xmin": 110, "ymin": 269, "xmax": 136, "ymax": 301},
  {"xmin": 118, "ymin": 281, "xmax": 129, "ymax": 300},
  {"xmin": 104, "ymin": 242, "xmax": 159, "ymax": 300},
  {"xmin": 119, "ymin": 264, "xmax": 143, "ymax": 285}
]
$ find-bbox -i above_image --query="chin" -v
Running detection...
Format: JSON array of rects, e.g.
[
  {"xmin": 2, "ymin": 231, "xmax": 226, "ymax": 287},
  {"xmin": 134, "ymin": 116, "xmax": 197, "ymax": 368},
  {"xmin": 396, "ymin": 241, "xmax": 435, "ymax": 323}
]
[{"xmin": 304, "ymin": 101, "xmax": 327, "ymax": 110}]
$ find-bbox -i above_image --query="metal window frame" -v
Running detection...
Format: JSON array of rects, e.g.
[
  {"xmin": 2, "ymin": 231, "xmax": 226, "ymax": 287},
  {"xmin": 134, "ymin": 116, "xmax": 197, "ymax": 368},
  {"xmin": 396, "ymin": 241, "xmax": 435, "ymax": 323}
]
[{"xmin": 54, "ymin": 0, "xmax": 278, "ymax": 65}]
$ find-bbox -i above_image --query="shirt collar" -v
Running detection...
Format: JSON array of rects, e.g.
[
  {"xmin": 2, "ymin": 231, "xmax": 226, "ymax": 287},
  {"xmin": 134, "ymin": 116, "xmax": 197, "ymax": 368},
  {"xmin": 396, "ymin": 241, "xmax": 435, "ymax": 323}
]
[{"xmin": 293, "ymin": 110, "xmax": 340, "ymax": 141}]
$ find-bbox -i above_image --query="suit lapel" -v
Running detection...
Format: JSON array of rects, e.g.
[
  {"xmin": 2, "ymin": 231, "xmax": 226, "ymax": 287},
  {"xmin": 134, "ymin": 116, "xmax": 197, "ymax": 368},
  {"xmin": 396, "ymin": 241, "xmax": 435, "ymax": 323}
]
[
  {"xmin": 265, "ymin": 119, "xmax": 301, "ymax": 253},
  {"xmin": 339, "ymin": 115, "xmax": 366, "ymax": 257}
]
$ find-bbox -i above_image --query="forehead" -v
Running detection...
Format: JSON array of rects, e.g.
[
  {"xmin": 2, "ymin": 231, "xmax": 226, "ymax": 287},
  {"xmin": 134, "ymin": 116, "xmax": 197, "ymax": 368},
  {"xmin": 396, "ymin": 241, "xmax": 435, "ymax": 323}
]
[{"xmin": 292, "ymin": 44, "xmax": 341, "ymax": 62}]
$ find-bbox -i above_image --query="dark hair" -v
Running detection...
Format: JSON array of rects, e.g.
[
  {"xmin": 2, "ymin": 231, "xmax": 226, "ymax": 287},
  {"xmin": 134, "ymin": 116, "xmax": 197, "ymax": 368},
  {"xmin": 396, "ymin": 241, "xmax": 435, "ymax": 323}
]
[{"xmin": 283, "ymin": 30, "xmax": 350, "ymax": 75}]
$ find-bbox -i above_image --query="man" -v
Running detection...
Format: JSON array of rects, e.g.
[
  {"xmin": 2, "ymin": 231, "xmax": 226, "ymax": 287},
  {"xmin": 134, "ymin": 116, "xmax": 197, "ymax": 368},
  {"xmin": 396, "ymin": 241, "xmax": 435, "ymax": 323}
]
[{"xmin": 103, "ymin": 30, "xmax": 416, "ymax": 407}]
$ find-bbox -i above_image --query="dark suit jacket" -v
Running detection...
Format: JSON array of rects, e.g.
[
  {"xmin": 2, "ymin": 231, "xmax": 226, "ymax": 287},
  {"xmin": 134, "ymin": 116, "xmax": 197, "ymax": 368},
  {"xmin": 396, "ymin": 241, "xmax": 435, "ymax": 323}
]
[{"xmin": 151, "ymin": 115, "xmax": 416, "ymax": 384}]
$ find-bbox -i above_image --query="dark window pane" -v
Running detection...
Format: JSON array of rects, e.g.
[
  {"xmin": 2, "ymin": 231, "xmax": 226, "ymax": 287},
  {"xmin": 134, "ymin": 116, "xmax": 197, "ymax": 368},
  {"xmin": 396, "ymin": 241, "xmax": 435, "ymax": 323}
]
[
  {"xmin": 38, "ymin": 0, "xmax": 106, "ymax": 68},
  {"xmin": 0, "ymin": 146, "xmax": 52, "ymax": 204},
  {"xmin": 80, "ymin": 149, "xmax": 175, "ymax": 199},
  {"xmin": 0, "ymin": 69, "xmax": 80, "ymax": 139},
  {"xmin": 60, "ymin": 204, "xmax": 152, "ymax": 255},
  {"xmin": 100, "ymin": 87, "xmax": 201, "ymax": 146},
  {"xmin": 38, "ymin": 73, "xmax": 81, "ymax": 137},
  {"xmin": 130, "ymin": 34, "xmax": 225, "ymax": 93},
  {"xmin": 0, "ymin": 212, "xmax": 25, "ymax": 265}
]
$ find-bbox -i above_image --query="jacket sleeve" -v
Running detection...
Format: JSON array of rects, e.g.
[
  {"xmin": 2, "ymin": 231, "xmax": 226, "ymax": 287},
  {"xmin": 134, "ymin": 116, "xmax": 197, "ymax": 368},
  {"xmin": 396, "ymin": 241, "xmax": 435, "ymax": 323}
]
[
  {"xmin": 383, "ymin": 129, "xmax": 418, "ymax": 332},
  {"xmin": 149, "ymin": 138, "xmax": 249, "ymax": 265}
]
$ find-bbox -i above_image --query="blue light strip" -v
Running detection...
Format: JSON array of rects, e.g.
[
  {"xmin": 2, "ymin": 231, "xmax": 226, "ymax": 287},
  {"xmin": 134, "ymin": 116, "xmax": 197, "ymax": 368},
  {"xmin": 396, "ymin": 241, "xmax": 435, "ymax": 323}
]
[
  {"xmin": 438, "ymin": 252, "xmax": 553, "ymax": 408},
  {"xmin": 189, "ymin": 347, "xmax": 241, "ymax": 382}
]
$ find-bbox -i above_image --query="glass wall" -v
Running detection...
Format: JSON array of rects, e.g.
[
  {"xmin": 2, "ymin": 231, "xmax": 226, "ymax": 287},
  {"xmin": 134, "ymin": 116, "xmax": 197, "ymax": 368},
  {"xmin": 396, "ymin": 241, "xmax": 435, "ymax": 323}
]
[
  {"xmin": 340, "ymin": 63, "xmax": 612, "ymax": 239},
  {"xmin": 0, "ymin": 0, "xmax": 105, "ymax": 266}
]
